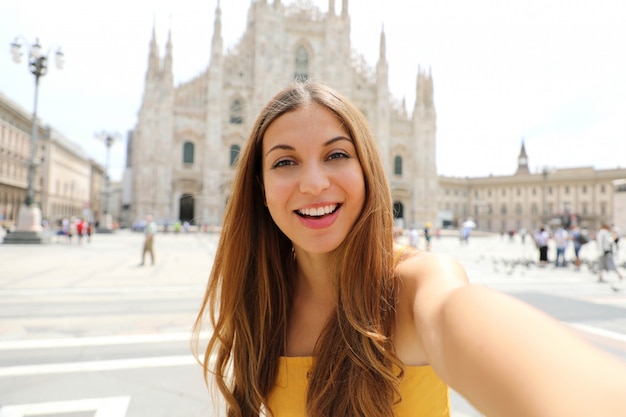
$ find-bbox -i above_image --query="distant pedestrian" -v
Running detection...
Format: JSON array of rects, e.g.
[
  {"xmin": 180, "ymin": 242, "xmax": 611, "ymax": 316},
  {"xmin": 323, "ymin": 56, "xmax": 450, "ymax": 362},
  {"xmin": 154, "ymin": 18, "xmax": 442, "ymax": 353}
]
[
  {"xmin": 570, "ymin": 225, "xmax": 588, "ymax": 270},
  {"xmin": 87, "ymin": 221, "xmax": 93, "ymax": 243},
  {"xmin": 140, "ymin": 214, "xmax": 158, "ymax": 266},
  {"xmin": 461, "ymin": 218, "xmax": 475, "ymax": 244},
  {"xmin": 612, "ymin": 225, "xmax": 621, "ymax": 252},
  {"xmin": 61, "ymin": 218, "xmax": 70, "ymax": 242},
  {"xmin": 596, "ymin": 223, "xmax": 623, "ymax": 283},
  {"xmin": 424, "ymin": 222, "xmax": 432, "ymax": 251},
  {"xmin": 553, "ymin": 226, "xmax": 569, "ymax": 267},
  {"xmin": 508, "ymin": 229, "xmax": 515, "ymax": 242},
  {"xmin": 76, "ymin": 219, "xmax": 85, "ymax": 245},
  {"xmin": 68, "ymin": 218, "xmax": 77, "ymax": 244},
  {"xmin": 408, "ymin": 228, "xmax": 419, "ymax": 248},
  {"xmin": 534, "ymin": 227, "xmax": 549, "ymax": 266}
]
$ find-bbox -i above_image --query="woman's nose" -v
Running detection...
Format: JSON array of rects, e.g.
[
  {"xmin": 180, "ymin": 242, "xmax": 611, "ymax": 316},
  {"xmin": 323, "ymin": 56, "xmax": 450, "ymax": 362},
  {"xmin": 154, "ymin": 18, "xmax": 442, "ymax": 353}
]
[{"xmin": 298, "ymin": 163, "xmax": 330, "ymax": 195}]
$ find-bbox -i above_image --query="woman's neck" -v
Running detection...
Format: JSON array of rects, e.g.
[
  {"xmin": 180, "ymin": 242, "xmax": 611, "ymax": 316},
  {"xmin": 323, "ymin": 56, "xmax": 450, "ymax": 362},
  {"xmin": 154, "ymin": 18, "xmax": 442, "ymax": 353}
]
[
  {"xmin": 293, "ymin": 248, "xmax": 335, "ymax": 303},
  {"xmin": 287, "ymin": 250, "xmax": 336, "ymax": 357}
]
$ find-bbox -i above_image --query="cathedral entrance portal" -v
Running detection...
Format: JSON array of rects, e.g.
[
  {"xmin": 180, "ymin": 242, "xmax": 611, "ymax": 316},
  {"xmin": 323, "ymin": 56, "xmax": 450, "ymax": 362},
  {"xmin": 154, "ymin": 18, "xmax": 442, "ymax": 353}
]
[
  {"xmin": 393, "ymin": 201, "xmax": 404, "ymax": 220},
  {"xmin": 179, "ymin": 194, "xmax": 195, "ymax": 225}
]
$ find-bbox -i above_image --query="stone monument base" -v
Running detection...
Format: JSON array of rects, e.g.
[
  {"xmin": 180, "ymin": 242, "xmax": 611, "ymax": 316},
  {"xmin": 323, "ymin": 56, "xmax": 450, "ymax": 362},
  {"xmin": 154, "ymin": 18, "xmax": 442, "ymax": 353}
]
[{"xmin": 3, "ymin": 204, "xmax": 45, "ymax": 244}]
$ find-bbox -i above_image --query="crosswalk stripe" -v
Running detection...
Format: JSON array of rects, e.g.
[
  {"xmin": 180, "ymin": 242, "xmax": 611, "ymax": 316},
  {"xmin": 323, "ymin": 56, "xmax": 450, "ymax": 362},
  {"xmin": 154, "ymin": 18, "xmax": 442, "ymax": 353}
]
[
  {"xmin": 0, "ymin": 355, "xmax": 197, "ymax": 377},
  {"xmin": 0, "ymin": 332, "xmax": 197, "ymax": 350},
  {"xmin": 0, "ymin": 396, "xmax": 130, "ymax": 417},
  {"xmin": 568, "ymin": 322, "xmax": 626, "ymax": 342}
]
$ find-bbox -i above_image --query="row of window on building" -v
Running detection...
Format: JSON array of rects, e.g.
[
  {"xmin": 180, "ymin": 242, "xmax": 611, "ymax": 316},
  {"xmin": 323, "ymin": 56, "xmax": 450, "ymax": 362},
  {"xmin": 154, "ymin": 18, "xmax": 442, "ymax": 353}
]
[
  {"xmin": 181, "ymin": 142, "xmax": 241, "ymax": 166},
  {"xmin": 442, "ymin": 184, "xmax": 608, "ymax": 198}
]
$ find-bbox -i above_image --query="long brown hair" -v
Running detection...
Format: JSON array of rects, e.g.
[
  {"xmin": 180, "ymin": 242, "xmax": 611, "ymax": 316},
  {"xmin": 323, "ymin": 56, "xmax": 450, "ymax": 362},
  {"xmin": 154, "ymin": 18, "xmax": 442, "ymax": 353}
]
[{"xmin": 192, "ymin": 82, "xmax": 401, "ymax": 417}]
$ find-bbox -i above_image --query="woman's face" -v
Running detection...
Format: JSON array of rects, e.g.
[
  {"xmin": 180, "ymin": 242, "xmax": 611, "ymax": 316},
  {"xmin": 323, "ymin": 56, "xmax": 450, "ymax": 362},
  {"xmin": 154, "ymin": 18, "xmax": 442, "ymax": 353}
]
[{"xmin": 262, "ymin": 103, "xmax": 366, "ymax": 255}]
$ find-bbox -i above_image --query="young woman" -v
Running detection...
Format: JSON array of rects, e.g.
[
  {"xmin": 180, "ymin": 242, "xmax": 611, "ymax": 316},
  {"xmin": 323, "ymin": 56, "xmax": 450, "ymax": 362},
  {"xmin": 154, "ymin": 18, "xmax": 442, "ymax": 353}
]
[{"xmin": 193, "ymin": 82, "xmax": 626, "ymax": 417}]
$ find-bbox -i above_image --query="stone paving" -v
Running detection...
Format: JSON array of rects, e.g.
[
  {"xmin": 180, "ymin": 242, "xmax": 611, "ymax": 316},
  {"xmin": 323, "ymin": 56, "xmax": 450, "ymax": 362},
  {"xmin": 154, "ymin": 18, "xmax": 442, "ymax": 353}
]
[
  {"xmin": 1, "ymin": 228, "xmax": 625, "ymax": 417},
  {"xmin": 2, "ymin": 228, "xmax": 625, "ymax": 350}
]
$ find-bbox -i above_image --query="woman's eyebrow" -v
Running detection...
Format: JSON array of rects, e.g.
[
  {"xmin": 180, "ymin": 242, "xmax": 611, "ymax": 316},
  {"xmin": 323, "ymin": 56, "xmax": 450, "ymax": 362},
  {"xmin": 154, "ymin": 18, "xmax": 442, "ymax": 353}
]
[
  {"xmin": 265, "ymin": 136, "xmax": 352, "ymax": 157},
  {"xmin": 325, "ymin": 136, "xmax": 352, "ymax": 146},
  {"xmin": 265, "ymin": 144, "xmax": 295, "ymax": 157}
]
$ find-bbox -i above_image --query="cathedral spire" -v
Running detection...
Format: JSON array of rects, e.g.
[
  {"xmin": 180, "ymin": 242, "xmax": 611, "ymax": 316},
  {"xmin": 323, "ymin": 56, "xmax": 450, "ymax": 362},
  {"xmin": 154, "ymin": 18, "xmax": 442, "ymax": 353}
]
[
  {"xmin": 329, "ymin": 0, "xmax": 335, "ymax": 16},
  {"xmin": 342, "ymin": 0, "xmax": 348, "ymax": 17},
  {"xmin": 414, "ymin": 67, "xmax": 424, "ymax": 112},
  {"xmin": 214, "ymin": 0, "xmax": 222, "ymax": 36},
  {"xmin": 210, "ymin": 0, "xmax": 223, "ymax": 66},
  {"xmin": 379, "ymin": 24, "xmax": 386, "ymax": 61},
  {"xmin": 425, "ymin": 67, "xmax": 434, "ymax": 108},
  {"xmin": 147, "ymin": 20, "xmax": 160, "ymax": 80},
  {"xmin": 376, "ymin": 23, "xmax": 388, "ymax": 87},
  {"xmin": 163, "ymin": 28, "xmax": 173, "ymax": 79}
]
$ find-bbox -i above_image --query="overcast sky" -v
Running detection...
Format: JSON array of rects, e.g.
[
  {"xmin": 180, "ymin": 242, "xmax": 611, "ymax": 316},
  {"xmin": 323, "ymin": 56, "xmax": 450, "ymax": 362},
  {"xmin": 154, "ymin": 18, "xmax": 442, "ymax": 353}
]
[{"xmin": 2, "ymin": 0, "xmax": 625, "ymax": 182}]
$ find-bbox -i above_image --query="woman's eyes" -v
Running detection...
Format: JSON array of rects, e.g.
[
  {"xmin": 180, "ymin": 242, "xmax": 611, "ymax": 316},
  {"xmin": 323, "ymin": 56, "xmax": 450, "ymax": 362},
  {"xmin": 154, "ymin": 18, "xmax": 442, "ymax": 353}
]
[
  {"xmin": 327, "ymin": 151, "xmax": 349, "ymax": 160},
  {"xmin": 272, "ymin": 159, "xmax": 295, "ymax": 169},
  {"xmin": 271, "ymin": 151, "xmax": 350, "ymax": 169}
]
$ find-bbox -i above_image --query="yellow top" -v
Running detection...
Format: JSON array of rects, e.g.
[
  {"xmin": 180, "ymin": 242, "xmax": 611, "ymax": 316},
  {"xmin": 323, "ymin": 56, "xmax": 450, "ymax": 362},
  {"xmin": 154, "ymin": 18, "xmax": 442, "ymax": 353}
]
[{"xmin": 266, "ymin": 356, "xmax": 450, "ymax": 417}]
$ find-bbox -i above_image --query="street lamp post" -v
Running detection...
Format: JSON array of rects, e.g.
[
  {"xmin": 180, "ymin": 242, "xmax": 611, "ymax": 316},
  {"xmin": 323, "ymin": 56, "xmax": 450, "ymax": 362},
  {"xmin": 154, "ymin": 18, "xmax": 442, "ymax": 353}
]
[
  {"xmin": 4, "ymin": 37, "xmax": 64, "ymax": 244},
  {"xmin": 541, "ymin": 166, "xmax": 556, "ymax": 227},
  {"xmin": 542, "ymin": 168, "xmax": 548, "ymax": 226},
  {"xmin": 94, "ymin": 131, "xmax": 121, "ymax": 233}
]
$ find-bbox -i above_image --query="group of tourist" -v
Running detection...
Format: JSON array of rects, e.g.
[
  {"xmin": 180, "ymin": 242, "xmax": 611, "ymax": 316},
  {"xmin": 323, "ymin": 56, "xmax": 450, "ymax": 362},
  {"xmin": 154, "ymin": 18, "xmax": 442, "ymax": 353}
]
[
  {"xmin": 55, "ymin": 217, "xmax": 94, "ymax": 244},
  {"xmin": 531, "ymin": 223, "xmax": 623, "ymax": 280}
]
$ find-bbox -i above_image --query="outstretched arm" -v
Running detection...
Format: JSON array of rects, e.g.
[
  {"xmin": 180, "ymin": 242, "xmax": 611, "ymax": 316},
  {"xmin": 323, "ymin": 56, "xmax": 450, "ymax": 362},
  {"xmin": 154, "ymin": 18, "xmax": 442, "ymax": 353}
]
[{"xmin": 407, "ymin": 253, "xmax": 626, "ymax": 417}]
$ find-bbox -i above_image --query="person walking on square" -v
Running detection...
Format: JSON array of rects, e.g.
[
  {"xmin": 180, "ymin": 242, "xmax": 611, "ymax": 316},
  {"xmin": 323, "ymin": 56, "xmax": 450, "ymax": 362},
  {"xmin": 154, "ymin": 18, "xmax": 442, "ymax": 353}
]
[
  {"xmin": 570, "ymin": 225, "xmax": 587, "ymax": 270},
  {"xmin": 613, "ymin": 225, "xmax": 621, "ymax": 249},
  {"xmin": 534, "ymin": 226, "xmax": 550, "ymax": 266},
  {"xmin": 68, "ymin": 217, "xmax": 77, "ymax": 244},
  {"xmin": 596, "ymin": 223, "xmax": 623, "ymax": 283},
  {"xmin": 76, "ymin": 218, "xmax": 85, "ymax": 245},
  {"xmin": 140, "ymin": 214, "xmax": 157, "ymax": 266},
  {"xmin": 553, "ymin": 225, "xmax": 569, "ymax": 267},
  {"xmin": 612, "ymin": 224, "xmax": 622, "ymax": 263},
  {"xmin": 87, "ymin": 221, "xmax": 93, "ymax": 243},
  {"xmin": 408, "ymin": 227, "xmax": 419, "ymax": 248},
  {"xmin": 423, "ymin": 221, "xmax": 432, "ymax": 251}
]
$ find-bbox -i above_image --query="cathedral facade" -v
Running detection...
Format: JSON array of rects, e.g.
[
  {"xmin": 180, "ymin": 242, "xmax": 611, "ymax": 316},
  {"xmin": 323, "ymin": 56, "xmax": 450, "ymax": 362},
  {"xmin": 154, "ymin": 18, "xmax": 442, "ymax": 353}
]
[{"xmin": 127, "ymin": 0, "xmax": 437, "ymax": 228}]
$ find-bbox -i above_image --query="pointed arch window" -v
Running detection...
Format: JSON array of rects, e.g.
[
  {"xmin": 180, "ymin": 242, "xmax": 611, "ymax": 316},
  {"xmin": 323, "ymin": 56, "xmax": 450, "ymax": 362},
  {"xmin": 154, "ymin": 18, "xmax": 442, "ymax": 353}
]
[
  {"xmin": 230, "ymin": 144, "xmax": 241, "ymax": 167},
  {"xmin": 294, "ymin": 46, "xmax": 309, "ymax": 81},
  {"xmin": 183, "ymin": 141, "xmax": 194, "ymax": 164},
  {"xmin": 394, "ymin": 155, "xmax": 403, "ymax": 176},
  {"xmin": 230, "ymin": 99, "xmax": 243, "ymax": 124}
]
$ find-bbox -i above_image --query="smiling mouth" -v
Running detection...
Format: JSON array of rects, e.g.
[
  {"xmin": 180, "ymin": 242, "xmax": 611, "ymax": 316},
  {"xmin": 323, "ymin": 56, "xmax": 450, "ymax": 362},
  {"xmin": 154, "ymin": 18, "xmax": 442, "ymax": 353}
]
[{"xmin": 296, "ymin": 204, "xmax": 340, "ymax": 218}]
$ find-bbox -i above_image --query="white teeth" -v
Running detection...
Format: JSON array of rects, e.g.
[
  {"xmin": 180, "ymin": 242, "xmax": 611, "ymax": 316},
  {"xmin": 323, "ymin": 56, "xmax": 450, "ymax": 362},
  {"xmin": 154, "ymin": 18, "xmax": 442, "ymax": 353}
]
[{"xmin": 298, "ymin": 205, "xmax": 337, "ymax": 217}]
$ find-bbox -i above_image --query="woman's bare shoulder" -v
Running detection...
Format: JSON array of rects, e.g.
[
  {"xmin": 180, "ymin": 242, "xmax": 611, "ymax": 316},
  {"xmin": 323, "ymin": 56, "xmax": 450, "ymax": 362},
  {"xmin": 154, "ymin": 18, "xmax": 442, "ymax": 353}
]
[{"xmin": 394, "ymin": 245, "xmax": 468, "ymax": 288}]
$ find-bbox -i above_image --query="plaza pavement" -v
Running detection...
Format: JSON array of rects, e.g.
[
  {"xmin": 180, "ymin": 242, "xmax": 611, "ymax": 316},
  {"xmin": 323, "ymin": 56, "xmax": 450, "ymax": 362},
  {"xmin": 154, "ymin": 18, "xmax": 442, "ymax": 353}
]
[{"xmin": 1, "ymin": 229, "xmax": 625, "ymax": 417}]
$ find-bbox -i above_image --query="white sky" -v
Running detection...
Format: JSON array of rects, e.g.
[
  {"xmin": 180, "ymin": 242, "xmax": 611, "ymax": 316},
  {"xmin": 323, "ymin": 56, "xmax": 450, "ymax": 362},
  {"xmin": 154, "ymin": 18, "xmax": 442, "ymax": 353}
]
[{"xmin": 2, "ymin": 0, "xmax": 625, "ymax": 182}]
